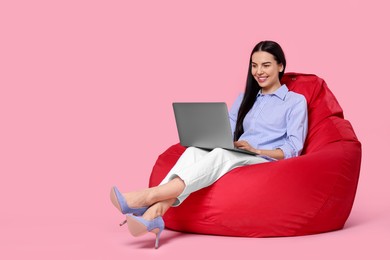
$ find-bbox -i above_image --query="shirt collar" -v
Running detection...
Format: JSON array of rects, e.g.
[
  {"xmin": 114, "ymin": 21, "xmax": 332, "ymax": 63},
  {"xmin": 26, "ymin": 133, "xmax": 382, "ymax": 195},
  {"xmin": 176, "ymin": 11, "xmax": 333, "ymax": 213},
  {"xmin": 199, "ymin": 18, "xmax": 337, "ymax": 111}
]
[{"xmin": 257, "ymin": 84, "xmax": 288, "ymax": 100}]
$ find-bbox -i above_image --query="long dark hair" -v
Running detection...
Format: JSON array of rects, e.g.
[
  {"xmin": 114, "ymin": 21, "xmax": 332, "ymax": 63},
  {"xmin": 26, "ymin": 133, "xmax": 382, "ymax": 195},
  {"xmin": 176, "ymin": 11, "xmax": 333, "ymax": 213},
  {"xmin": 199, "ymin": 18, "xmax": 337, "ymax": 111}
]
[{"xmin": 234, "ymin": 41, "xmax": 287, "ymax": 141}]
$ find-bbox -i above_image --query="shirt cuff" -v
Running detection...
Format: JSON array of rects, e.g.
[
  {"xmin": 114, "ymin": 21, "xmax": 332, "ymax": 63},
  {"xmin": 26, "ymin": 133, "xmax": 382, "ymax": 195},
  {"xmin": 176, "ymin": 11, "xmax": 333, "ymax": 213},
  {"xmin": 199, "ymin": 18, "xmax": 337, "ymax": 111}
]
[{"xmin": 277, "ymin": 143, "xmax": 297, "ymax": 159}]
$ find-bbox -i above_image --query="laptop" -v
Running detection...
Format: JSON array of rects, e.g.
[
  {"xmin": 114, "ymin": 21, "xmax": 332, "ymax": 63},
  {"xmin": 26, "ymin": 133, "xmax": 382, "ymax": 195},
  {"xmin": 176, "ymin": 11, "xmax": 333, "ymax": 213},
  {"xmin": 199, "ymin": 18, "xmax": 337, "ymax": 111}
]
[{"xmin": 172, "ymin": 102, "xmax": 259, "ymax": 156}]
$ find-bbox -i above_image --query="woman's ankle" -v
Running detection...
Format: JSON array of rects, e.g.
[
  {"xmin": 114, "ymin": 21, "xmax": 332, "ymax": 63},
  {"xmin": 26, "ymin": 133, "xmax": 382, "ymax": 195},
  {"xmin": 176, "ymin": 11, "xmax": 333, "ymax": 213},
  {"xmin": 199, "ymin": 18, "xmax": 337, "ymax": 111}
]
[
  {"xmin": 142, "ymin": 203, "xmax": 163, "ymax": 221},
  {"xmin": 143, "ymin": 199, "xmax": 175, "ymax": 220}
]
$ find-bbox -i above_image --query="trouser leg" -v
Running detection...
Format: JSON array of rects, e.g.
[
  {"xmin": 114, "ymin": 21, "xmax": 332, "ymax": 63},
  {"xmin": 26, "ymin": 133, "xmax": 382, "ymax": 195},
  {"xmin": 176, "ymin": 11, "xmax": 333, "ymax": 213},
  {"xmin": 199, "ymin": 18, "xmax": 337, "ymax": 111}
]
[
  {"xmin": 162, "ymin": 148, "xmax": 269, "ymax": 206},
  {"xmin": 159, "ymin": 147, "xmax": 209, "ymax": 185}
]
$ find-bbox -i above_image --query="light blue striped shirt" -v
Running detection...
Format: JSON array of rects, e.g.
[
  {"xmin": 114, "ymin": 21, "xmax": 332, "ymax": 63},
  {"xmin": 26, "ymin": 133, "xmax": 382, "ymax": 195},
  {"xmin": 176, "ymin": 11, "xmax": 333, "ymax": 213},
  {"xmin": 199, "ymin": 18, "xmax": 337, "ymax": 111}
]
[{"xmin": 229, "ymin": 84, "xmax": 308, "ymax": 159}]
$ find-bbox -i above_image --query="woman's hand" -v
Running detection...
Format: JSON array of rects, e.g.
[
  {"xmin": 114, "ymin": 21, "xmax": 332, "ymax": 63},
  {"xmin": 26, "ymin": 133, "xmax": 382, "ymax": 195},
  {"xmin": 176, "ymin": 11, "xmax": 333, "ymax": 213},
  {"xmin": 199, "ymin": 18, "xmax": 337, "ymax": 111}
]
[
  {"xmin": 234, "ymin": 140, "xmax": 258, "ymax": 154},
  {"xmin": 235, "ymin": 140, "xmax": 286, "ymax": 160}
]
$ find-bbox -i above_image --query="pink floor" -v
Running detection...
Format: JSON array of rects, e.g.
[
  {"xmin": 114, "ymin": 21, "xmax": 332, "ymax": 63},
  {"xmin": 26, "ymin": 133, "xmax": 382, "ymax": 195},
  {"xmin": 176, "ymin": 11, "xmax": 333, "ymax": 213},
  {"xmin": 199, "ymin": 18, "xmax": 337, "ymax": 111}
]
[{"xmin": 2, "ymin": 197, "xmax": 389, "ymax": 259}]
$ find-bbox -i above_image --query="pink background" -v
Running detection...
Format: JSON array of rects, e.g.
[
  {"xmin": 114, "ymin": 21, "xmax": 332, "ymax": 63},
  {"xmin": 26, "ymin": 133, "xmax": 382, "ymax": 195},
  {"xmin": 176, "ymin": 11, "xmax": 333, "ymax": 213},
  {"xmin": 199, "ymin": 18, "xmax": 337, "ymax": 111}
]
[{"xmin": 1, "ymin": 0, "xmax": 389, "ymax": 259}]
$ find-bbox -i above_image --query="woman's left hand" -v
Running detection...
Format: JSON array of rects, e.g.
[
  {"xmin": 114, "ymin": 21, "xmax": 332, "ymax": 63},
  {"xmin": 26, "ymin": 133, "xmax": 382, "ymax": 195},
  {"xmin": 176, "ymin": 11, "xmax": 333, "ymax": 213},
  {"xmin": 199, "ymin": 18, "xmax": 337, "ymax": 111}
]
[{"xmin": 234, "ymin": 140, "xmax": 258, "ymax": 154}]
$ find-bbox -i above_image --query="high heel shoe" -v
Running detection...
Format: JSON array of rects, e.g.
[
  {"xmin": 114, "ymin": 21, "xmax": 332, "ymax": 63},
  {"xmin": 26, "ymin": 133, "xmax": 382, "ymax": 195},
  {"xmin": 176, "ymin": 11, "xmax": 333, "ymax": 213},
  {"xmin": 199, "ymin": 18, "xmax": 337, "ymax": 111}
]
[
  {"xmin": 110, "ymin": 186, "xmax": 148, "ymax": 216},
  {"xmin": 126, "ymin": 214, "xmax": 165, "ymax": 249}
]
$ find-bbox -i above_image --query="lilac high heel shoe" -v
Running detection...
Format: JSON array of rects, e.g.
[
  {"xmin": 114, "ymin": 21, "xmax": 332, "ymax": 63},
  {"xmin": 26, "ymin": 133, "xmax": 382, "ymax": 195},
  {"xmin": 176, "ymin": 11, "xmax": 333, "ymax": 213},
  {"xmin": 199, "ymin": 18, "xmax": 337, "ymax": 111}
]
[
  {"xmin": 110, "ymin": 186, "xmax": 148, "ymax": 225},
  {"xmin": 126, "ymin": 214, "xmax": 165, "ymax": 249}
]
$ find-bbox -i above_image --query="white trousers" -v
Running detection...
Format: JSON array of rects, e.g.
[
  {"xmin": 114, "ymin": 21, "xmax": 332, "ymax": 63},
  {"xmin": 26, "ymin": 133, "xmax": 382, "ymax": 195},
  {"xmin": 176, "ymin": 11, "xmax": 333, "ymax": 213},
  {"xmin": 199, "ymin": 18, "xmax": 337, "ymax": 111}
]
[{"xmin": 159, "ymin": 147, "xmax": 269, "ymax": 206}]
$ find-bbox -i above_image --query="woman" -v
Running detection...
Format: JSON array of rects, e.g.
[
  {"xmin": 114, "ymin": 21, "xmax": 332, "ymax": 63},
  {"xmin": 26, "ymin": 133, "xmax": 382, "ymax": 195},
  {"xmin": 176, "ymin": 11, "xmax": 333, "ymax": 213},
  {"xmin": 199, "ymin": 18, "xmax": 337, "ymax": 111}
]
[{"xmin": 110, "ymin": 40, "xmax": 308, "ymax": 248}]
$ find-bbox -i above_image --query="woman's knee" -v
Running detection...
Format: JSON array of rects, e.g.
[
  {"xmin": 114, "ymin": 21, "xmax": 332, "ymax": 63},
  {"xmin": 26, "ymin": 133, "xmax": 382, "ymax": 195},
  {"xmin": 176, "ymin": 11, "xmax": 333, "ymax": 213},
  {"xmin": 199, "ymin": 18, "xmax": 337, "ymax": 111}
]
[
  {"xmin": 211, "ymin": 147, "xmax": 227, "ymax": 154},
  {"xmin": 184, "ymin": 146, "xmax": 204, "ymax": 154}
]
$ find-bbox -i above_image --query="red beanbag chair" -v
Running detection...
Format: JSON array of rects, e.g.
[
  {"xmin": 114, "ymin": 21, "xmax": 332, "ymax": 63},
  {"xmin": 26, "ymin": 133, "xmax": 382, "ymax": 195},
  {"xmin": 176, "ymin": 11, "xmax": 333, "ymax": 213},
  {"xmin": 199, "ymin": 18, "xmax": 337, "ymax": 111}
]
[{"xmin": 148, "ymin": 73, "xmax": 362, "ymax": 237}]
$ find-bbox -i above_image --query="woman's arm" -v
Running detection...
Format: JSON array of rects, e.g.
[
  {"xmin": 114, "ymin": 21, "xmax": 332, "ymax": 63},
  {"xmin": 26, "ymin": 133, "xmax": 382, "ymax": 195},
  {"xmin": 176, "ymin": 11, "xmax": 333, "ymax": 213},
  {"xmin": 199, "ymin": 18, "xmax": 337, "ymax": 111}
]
[
  {"xmin": 276, "ymin": 97, "xmax": 308, "ymax": 159},
  {"xmin": 234, "ymin": 140, "xmax": 285, "ymax": 160}
]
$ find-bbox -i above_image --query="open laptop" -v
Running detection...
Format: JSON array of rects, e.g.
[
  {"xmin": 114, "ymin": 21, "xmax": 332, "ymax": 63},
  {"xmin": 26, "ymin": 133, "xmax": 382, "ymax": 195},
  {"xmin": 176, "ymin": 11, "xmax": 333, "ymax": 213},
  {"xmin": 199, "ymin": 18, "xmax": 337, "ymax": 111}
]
[{"xmin": 172, "ymin": 102, "xmax": 259, "ymax": 156}]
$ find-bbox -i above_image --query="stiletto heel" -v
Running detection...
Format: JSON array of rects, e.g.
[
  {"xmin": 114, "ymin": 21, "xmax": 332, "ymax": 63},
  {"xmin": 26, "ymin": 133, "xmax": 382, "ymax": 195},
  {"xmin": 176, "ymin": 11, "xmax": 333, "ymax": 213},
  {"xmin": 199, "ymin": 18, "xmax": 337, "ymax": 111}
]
[
  {"xmin": 126, "ymin": 214, "xmax": 165, "ymax": 249},
  {"xmin": 110, "ymin": 186, "xmax": 148, "ymax": 216},
  {"xmin": 155, "ymin": 230, "xmax": 162, "ymax": 249}
]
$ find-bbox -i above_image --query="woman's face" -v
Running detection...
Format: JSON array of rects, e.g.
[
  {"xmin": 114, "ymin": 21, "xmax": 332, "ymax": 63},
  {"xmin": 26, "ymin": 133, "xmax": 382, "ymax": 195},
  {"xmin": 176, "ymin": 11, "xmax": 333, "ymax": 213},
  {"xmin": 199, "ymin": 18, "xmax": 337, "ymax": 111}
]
[{"xmin": 251, "ymin": 51, "xmax": 283, "ymax": 94}]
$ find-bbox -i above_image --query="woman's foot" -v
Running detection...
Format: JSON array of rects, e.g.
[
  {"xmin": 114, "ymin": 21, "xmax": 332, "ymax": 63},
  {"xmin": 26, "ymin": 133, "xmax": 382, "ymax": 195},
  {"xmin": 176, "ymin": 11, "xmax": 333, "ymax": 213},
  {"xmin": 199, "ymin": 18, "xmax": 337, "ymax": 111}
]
[
  {"xmin": 121, "ymin": 189, "xmax": 152, "ymax": 209},
  {"xmin": 110, "ymin": 186, "xmax": 149, "ymax": 215},
  {"xmin": 119, "ymin": 177, "xmax": 185, "ymax": 210},
  {"xmin": 125, "ymin": 199, "xmax": 174, "ymax": 249},
  {"xmin": 126, "ymin": 214, "xmax": 165, "ymax": 249}
]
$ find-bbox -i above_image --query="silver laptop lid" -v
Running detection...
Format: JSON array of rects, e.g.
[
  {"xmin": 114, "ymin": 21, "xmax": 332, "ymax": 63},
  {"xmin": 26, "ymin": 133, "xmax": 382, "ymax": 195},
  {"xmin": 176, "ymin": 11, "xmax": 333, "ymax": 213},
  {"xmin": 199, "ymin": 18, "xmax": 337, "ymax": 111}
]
[{"xmin": 172, "ymin": 102, "xmax": 235, "ymax": 150}]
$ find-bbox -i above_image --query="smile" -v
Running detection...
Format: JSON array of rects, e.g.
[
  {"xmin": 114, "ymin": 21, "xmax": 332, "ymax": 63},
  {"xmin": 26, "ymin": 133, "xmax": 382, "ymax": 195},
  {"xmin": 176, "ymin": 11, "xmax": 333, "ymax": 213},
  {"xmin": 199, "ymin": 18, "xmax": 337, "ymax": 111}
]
[{"xmin": 256, "ymin": 76, "xmax": 268, "ymax": 83}]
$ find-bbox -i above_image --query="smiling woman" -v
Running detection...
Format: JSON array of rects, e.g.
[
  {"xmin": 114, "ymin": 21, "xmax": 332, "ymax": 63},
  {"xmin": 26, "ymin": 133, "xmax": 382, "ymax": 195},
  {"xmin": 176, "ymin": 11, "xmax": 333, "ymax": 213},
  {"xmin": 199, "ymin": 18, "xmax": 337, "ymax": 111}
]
[
  {"xmin": 233, "ymin": 41, "xmax": 305, "ymax": 160},
  {"xmin": 110, "ymin": 41, "xmax": 309, "ymax": 248}
]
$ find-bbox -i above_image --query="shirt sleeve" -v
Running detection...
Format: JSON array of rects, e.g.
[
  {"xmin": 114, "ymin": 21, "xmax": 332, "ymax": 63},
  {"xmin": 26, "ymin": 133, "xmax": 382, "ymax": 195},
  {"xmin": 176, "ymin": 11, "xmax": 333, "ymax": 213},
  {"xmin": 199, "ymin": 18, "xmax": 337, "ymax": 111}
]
[
  {"xmin": 228, "ymin": 93, "xmax": 244, "ymax": 135},
  {"xmin": 277, "ymin": 97, "xmax": 308, "ymax": 159}
]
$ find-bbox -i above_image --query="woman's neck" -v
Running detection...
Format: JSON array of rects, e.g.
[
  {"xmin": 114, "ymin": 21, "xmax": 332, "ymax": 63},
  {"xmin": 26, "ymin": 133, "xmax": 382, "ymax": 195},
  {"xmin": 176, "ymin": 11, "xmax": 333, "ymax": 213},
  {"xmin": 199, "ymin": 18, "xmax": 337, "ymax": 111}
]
[{"xmin": 260, "ymin": 83, "xmax": 282, "ymax": 95}]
